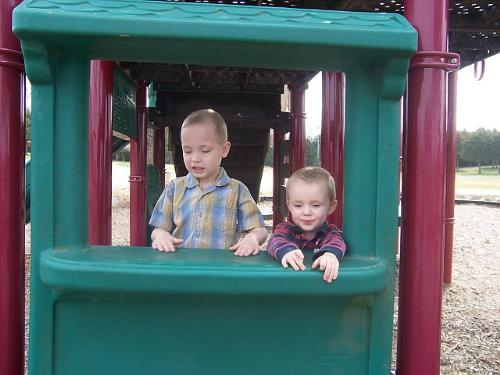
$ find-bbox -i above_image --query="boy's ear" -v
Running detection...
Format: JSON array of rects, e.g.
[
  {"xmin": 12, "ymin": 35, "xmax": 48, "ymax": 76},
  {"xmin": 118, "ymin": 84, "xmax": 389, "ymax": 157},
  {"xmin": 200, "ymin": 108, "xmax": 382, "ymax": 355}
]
[
  {"xmin": 328, "ymin": 200, "xmax": 338, "ymax": 215},
  {"xmin": 222, "ymin": 141, "xmax": 231, "ymax": 158}
]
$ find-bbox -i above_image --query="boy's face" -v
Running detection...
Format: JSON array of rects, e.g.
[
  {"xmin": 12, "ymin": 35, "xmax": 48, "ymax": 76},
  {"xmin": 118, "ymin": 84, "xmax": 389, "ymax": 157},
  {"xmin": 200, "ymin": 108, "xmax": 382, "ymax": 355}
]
[
  {"xmin": 181, "ymin": 121, "xmax": 230, "ymax": 188},
  {"xmin": 286, "ymin": 179, "xmax": 337, "ymax": 237}
]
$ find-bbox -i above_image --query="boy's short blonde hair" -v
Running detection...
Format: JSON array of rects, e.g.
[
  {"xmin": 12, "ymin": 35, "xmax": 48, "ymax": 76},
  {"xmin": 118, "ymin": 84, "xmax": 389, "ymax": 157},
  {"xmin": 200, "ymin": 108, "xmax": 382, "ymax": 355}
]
[
  {"xmin": 181, "ymin": 109, "xmax": 228, "ymax": 144},
  {"xmin": 286, "ymin": 166, "xmax": 336, "ymax": 202}
]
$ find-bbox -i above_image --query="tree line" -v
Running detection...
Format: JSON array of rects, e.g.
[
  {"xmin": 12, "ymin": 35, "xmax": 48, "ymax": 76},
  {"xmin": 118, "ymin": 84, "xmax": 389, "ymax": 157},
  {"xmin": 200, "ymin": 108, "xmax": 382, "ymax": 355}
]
[
  {"xmin": 25, "ymin": 109, "xmax": 499, "ymax": 174},
  {"xmin": 457, "ymin": 128, "xmax": 500, "ymax": 173},
  {"xmin": 265, "ymin": 130, "xmax": 500, "ymax": 175}
]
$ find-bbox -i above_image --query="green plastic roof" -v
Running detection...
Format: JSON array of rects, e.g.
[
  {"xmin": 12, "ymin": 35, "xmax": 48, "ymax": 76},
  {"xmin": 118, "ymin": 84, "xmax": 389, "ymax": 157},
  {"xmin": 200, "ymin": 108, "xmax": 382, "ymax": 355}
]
[{"xmin": 14, "ymin": 0, "xmax": 416, "ymax": 71}]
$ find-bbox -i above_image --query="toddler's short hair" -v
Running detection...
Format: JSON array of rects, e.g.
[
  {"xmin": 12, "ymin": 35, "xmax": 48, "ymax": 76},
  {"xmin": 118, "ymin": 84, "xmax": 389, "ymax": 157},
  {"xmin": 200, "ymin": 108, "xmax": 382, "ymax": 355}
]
[
  {"xmin": 181, "ymin": 109, "xmax": 228, "ymax": 144},
  {"xmin": 286, "ymin": 166, "xmax": 336, "ymax": 202}
]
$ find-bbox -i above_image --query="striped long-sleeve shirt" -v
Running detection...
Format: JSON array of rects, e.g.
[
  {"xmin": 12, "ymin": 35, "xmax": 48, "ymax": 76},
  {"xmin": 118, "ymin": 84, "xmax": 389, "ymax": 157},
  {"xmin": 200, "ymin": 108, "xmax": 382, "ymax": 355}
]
[{"xmin": 267, "ymin": 219, "xmax": 346, "ymax": 262}]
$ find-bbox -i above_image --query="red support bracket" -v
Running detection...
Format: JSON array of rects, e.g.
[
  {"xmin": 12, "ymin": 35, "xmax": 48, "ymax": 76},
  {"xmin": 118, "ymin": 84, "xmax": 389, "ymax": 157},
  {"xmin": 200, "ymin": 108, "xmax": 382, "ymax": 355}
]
[
  {"xmin": 0, "ymin": 48, "xmax": 24, "ymax": 71},
  {"xmin": 410, "ymin": 51, "xmax": 460, "ymax": 72}
]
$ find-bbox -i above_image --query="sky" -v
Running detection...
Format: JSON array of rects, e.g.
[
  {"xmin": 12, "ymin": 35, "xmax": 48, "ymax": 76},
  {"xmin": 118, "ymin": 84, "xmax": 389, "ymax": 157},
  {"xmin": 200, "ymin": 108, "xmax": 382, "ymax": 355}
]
[{"xmin": 305, "ymin": 53, "xmax": 500, "ymax": 137}]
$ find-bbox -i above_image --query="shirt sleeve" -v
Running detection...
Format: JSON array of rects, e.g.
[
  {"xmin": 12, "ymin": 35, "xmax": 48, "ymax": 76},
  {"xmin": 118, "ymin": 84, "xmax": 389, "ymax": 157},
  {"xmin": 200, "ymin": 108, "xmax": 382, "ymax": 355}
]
[
  {"xmin": 235, "ymin": 182, "xmax": 265, "ymax": 232},
  {"xmin": 148, "ymin": 180, "xmax": 175, "ymax": 232},
  {"xmin": 266, "ymin": 222, "xmax": 299, "ymax": 262},
  {"xmin": 314, "ymin": 225, "xmax": 346, "ymax": 262}
]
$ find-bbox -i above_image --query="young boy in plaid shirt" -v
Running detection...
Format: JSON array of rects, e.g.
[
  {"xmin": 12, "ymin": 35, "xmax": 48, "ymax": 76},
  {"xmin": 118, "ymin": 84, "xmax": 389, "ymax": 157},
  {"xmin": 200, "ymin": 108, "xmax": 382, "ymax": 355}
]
[
  {"xmin": 267, "ymin": 167, "xmax": 346, "ymax": 283},
  {"xmin": 149, "ymin": 109, "xmax": 267, "ymax": 256}
]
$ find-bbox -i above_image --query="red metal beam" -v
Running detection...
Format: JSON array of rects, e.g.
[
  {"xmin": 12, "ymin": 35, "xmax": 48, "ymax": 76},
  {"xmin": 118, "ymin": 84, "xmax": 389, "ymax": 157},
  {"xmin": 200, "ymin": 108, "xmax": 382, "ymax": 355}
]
[
  {"xmin": 88, "ymin": 60, "xmax": 114, "ymax": 245},
  {"xmin": 289, "ymin": 85, "xmax": 306, "ymax": 173},
  {"xmin": 321, "ymin": 71, "xmax": 344, "ymax": 229},
  {"xmin": 153, "ymin": 128, "xmax": 166, "ymax": 188},
  {"xmin": 130, "ymin": 84, "xmax": 147, "ymax": 246},
  {"xmin": 398, "ymin": 1, "xmax": 455, "ymax": 373},
  {"xmin": 444, "ymin": 71, "xmax": 458, "ymax": 285},
  {"xmin": 0, "ymin": 0, "xmax": 25, "ymax": 373}
]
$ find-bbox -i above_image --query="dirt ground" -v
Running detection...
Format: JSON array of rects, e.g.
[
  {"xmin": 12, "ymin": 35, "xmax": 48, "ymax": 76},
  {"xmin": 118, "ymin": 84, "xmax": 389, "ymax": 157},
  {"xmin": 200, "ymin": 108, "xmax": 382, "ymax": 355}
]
[{"xmin": 24, "ymin": 178, "xmax": 500, "ymax": 374}]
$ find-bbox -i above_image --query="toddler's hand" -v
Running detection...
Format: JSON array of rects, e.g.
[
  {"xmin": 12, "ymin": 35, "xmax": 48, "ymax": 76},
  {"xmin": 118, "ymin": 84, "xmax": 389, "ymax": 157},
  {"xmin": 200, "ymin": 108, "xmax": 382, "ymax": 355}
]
[
  {"xmin": 151, "ymin": 230, "xmax": 183, "ymax": 252},
  {"xmin": 281, "ymin": 249, "xmax": 306, "ymax": 271},
  {"xmin": 311, "ymin": 252, "xmax": 339, "ymax": 283},
  {"xmin": 229, "ymin": 232, "xmax": 260, "ymax": 256}
]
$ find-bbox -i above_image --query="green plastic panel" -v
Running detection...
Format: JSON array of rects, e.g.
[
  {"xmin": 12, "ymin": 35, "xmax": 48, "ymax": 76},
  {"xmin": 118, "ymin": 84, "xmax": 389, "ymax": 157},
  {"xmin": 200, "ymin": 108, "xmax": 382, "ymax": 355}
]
[
  {"xmin": 12, "ymin": 1, "xmax": 416, "ymax": 374},
  {"xmin": 41, "ymin": 247, "xmax": 387, "ymax": 295},
  {"xmin": 14, "ymin": 0, "xmax": 416, "ymax": 71},
  {"xmin": 113, "ymin": 68, "xmax": 137, "ymax": 139}
]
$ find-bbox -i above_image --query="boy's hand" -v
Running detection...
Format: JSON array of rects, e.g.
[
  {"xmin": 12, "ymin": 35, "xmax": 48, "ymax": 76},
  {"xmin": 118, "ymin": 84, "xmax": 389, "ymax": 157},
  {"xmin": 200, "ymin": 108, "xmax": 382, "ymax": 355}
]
[
  {"xmin": 151, "ymin": 228, "xmax": 183, "ymax": 252},
  {"xmin": 311, "ymin": 252, "xmax": 339, "ymax": 283},
  {"xmin": 281, "ymin": 249, "xmax": 306, "ymax": 271},
  {"xmin": 229, "ymin": 231, "xmax": 260, "ymax": 256}
]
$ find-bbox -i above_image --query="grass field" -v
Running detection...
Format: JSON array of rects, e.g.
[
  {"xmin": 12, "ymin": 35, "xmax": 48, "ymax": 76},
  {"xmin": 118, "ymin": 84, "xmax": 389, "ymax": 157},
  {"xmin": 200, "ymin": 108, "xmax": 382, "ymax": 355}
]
[
  {"xmin": 456, "ymin": 166, "xmax": 500, "ymax": 191},
  {"xmin": 112, "ymin": 162, "xmax": 499, "ymax": 196}
]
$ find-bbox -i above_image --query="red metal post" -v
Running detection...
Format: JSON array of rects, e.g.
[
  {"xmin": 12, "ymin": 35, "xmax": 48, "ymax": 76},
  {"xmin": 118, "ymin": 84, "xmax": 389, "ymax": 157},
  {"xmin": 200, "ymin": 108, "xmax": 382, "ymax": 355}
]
[
  {"xmin": 272, "ymin": 128, "xmax": 285, "ymax": 229},
  {"xmin": 321, "ymin": 71, "xmax": 344, "ymax": 228},
  {"xmin": 153, "ymin": 128, "xmax": 166, "ymax": 188},
  {"xmin": 289, "ymin": 84, "xmax": 306, "ymax": 173},
  {"xmin": 444, "ymin": 71, "xmax": 458, "ymax": 285},
  {"xmin": 398, "ymin": 1, "xmax": 456, "ymax": 373},
  {"xmin": 130, "ymin": 84, "xmax": 147, "ymax": 246},
  {"xmin": 88, "ymin": 60, "xmax": 114, "ymax": 245},
  {"xmin": 0, "ymin": 0, "xmax": 25, "ymax": 373}
]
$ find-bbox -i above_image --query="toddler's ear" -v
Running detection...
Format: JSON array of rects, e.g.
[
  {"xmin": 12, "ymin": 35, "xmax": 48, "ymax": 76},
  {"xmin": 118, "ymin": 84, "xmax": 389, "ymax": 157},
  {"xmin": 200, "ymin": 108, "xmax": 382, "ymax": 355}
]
[
  {"xmin": 328, "ymin": 200, "xmax": 338, "ymax": 215},
  {"xmin": 222, "ymin": 141, "xmax": 231, "ymax": 157}
]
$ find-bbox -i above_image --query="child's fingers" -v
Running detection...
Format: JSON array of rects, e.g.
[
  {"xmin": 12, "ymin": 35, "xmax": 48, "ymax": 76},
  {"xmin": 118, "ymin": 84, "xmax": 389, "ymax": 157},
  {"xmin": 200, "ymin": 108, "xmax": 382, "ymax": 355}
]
[
  {"xmin": 172, "ymin": 237, "xmax": 184, "ymax": 246},
  {"xmin": 234, "ymin": 249, "xmax": 249, "ymax": 257},
  {"xmin": 312, "ymin": 257, "xmax": 326, "ymax": 270},
  {"xmin": 323, "ymin": 263, "xmax": 334, "ymax": 283},
  {"xmin": 311, "ymin": 258, "xmax": 319, "ymax": 269},
  {"xmin": 233, "ymin": 247, "xmax": 257, "ymax": 257},
  {"xmin": 294, "ymin": 255, "xmax": 306, "ymax": 270},
  {"xmin": 288, "ymin": 258, "xmax": 300, "ymax": 271},
  {"xmin": 160, "ymin": 239, "xmax": 177, "ymax": 252}
]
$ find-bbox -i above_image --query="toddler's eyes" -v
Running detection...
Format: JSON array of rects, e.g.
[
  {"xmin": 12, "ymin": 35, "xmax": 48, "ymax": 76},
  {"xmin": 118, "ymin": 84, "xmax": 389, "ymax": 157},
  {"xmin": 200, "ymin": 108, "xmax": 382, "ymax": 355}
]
[{"xmin": 202, "ymin": 149, "xmax": 211, "ymax": 153}]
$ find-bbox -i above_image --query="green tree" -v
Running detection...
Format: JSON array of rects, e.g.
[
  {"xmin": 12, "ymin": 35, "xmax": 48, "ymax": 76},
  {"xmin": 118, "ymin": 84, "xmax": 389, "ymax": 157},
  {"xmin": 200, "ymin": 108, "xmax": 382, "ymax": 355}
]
[
  {"xmin": 26, "ymin": 108, "xmax": 31, "ymax": 153},
  {"xmin": 462, "ymin": 128, "xmax": 491, "ymax": 174},
  {"xmin": 491, "ymin": 129, "xmax": 500, "ymax": 173},
  {"xmin": 306, "ymin": 135, "xmax": 320, "ymax": 166},
  {"xmin": 456, "ymin": 130, "xmax": 470, "ymax": 168}
]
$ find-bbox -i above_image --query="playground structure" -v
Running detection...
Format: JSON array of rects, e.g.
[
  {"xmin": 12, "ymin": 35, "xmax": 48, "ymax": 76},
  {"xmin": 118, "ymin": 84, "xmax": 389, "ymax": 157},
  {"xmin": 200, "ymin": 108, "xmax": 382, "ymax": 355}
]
[{"xmin": 1, "ymin": 1, "xmax": 499, "ymax": 375}]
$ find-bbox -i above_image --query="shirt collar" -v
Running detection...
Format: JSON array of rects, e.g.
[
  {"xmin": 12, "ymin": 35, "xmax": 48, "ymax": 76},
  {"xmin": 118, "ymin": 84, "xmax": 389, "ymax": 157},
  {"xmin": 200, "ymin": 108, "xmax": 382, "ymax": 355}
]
[{"xmin": 185, "ymin": 167, "xmax": 231, "ymax": 189}]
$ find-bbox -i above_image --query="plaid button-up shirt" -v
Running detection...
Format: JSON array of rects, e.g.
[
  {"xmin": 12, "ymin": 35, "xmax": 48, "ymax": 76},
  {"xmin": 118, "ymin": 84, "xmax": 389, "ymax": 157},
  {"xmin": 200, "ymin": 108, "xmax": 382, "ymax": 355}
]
[{"xmin": 149, "ymin": 168, "xmax": 264, "ymax": 249}]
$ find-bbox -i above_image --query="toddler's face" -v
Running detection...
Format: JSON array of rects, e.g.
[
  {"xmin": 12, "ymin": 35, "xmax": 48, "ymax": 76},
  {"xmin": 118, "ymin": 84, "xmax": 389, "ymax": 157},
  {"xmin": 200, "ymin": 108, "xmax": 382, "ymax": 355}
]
[
  {"xmin": 181, "ymin": 121, "xmax": 230, "ymax": 188},
  {"xmin": 286, "ymin": 179, "xmax": 337, "ymax": 237}
]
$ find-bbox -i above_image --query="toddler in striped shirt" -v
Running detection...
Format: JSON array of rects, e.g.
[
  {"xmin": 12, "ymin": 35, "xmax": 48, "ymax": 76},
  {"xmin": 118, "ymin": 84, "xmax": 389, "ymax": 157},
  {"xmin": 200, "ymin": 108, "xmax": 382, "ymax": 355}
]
[{"xmin": 267, "ymin": 166, "xmax": 346, "ymax": 283}]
